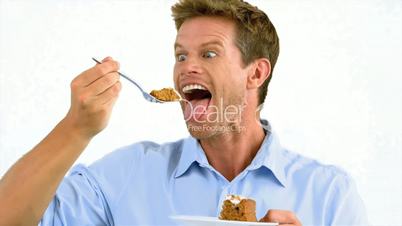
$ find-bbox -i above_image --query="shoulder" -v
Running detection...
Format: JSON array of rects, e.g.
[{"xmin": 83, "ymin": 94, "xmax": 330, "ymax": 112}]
[
  {"xmin": 280, "ymin": 148, "xmax": 353, "ymax": 190},
  {"xmin": 66, "ymin": 138, "xmax": 188, "ymax": 203},
  {"xmin": 279, "ymin": 150, "xmax": 369, "ymax": 224},
  {"xmin": 88, "ymin": 138, "xmax": 187, "ymax": 173},
  {"xmin": 275, "ymin": 149, "xmax": 368, "ymax": 226},
  {"xmin": 70, "ymin": 139, "xmax": 187, "ymax": 188}
]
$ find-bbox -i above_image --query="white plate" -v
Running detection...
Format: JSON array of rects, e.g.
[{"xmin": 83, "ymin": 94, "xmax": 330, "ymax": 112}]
[{"xmin": 170, "ymin": 215, "xmax": 278, "ymax": 226}]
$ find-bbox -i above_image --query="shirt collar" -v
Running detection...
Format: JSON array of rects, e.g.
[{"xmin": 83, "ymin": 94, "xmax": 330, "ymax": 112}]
[
  {"xmin": 174, "ymin": 136, "xmax": 208, "ymax": 178},
  {"xmin": 247, "ymin": 119, "xmax": 287, "ymax": 187},
  {"xmin": 174, "ymin": 119, "xmax": 287, "ymax": 187}
]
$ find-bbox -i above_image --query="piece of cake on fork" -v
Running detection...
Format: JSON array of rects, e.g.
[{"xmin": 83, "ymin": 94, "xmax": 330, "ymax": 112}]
[
  {"xmin": 149, "ymin": 88, "xmax": 180, "ymax": 101},
  {"xmin": 219, "ymin": 194, "xmax": 257, "ymax": 222}
]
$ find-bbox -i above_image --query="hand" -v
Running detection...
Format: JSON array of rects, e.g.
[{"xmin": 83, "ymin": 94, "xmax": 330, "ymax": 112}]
[
  {"xmin": 64, "ymin": 56, "xmax": 121, "ymax": 139},
  {"xmin": 259, "ymin": 209, "xmax": 302, "ymax": 226}
]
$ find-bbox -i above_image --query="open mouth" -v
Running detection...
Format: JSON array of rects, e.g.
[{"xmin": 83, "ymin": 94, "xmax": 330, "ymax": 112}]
[
  {"xmin": 181, "ymin": 84, "xmax": 212, "ymax": 121},
  {"xmin": 182, "ymin": 84, "xmax": 212, "ymax": 101}
]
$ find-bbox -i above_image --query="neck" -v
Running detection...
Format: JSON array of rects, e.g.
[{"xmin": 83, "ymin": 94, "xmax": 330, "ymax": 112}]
[{"xmin": 199, "ymin": 116, "xmax": 265, "ymax": 181}]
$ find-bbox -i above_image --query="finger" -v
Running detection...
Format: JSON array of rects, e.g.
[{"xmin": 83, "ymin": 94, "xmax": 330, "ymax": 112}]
[
  {"xmin": 102, "ymin": 92, "xmax": 119, "ymax": 108},
  {"xmin": 102, "ymin": 56, "xmax": 113, "ymax": 63},
  {"xmin": 76, "ymin": 60, "xmax": 120, "ymax": 87},
  {"xmin": 260, "ymin": 210, "xmax": 299, "ymax": 224},
  {"xmin": 95, "ymin": 81, "xmax": 122, "ymax": 105},
  {"xmin": 98, "ymin": 81, "xmax": 121, "ymax": 105},
  {"xmin": 85, "ymin": 72, "xmax": 120, "ymax": 96},
  {"xmin": 101, "ymin": 57, "xmax": 120, "ymax": 69}
]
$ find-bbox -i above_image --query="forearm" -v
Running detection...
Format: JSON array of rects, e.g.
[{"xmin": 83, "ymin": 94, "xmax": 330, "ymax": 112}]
[
  {"xmin": 0, "ymin": 57, "xmax": 120, "ymax": 226},
  {"xmin": 0, "ymin": 118, "xmax": 91, "ymax": 225}
]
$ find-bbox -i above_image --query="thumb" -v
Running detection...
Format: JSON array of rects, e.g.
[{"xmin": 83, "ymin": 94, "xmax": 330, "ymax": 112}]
[
  {"xmin": 101, "ymin": 56, "xmax": 113, "ymax": 63},
  {"xmin": 259, "ymin": 209, "xmax": 301, "ymax": 225}
]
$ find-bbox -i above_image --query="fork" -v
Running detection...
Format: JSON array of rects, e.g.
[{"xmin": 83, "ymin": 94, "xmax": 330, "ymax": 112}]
[{"xmin": 92, "ymin": 58, "xmax": 180, "ymax": 103}]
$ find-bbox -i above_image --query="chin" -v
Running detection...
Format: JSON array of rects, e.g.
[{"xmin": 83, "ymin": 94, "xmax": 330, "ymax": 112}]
[
  {"xmin": 185, "ymin": 119, "xmax": 243, "ymax": 140},
  {"xmin": 185, "ymin": 120, "xmax": 221, "ymax": 139}
]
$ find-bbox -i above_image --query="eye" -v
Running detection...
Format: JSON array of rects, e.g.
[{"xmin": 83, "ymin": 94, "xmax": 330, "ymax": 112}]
[
  {"xmin": 203, "ymin": 50, "xmax": 217, "ymax": 58},
  {"xmin": 176, "ymin": 54, "xmax": 187, "ymax": 62}
]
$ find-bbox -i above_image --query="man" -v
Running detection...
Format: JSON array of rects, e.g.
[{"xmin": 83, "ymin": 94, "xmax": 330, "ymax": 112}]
[{"xmin": 0, "ymin": 0, "xmax": 368, "ymax": 225}]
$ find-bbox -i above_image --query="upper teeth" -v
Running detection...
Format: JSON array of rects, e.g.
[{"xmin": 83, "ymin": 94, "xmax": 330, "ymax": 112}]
[{"xmin": 182, "ymin": 84, "xmax": 207, "ymax": 93}]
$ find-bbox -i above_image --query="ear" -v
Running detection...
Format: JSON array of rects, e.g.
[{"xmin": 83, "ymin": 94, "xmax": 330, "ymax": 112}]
[{"xmin": 246, "ymin": 58, "xmax": 271, "ymax": 89}]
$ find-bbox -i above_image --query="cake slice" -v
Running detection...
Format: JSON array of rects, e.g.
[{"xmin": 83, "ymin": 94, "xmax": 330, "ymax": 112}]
[{"xmin": 219, "ymin": 194, "xmax": 257, "ymax": 222}]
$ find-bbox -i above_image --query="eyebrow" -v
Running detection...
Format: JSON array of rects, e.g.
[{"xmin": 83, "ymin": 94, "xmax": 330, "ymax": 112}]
[
  {"xmin": 174, "ymin": 42, "xmax": 183, "ymax": 50},
  {"xmin": 174, "ymin": 40, "xmax": 224, "ymax": 51},
  {"xmin": 200, "ymin": 40, "xmax": 224, "ymax": 48}
]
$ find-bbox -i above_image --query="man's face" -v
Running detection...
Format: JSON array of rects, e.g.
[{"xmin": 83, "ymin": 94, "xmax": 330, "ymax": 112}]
[{"xmin": 174, "ymin": 16, "xmax": 252, "ymax": 139}]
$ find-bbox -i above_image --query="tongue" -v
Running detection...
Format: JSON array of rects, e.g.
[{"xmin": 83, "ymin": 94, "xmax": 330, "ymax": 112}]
[{"xmin": 184, "ymin": 98, "xmax": 211, "ymax": 121}]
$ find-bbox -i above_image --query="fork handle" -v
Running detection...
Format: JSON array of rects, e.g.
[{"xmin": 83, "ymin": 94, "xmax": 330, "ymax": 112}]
[
  {"xmin": 117, "ymin": 72, "xmax": 146, "ymax": 93},
  {"xmin": 91, "ymin": 58, "xmax": 146, "ymax": 93}
]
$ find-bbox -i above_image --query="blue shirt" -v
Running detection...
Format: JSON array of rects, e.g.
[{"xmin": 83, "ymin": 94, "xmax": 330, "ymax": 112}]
[{"xmin": 40, "ymin": 121, "xmax": 368, "ymax": 226}]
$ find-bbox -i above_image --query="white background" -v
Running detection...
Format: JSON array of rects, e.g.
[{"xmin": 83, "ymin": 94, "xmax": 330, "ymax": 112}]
[{"xmin": 0, "ymin": 0, "xmax": 401, "ymax": 225}]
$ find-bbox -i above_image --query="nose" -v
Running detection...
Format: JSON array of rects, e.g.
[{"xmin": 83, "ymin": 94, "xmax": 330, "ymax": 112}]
[
  {"xmin": 178, "ymin": 55, "xmax": 203, "ymax": 76},
  {"xmin": 173, "ymin": 55, "xmax": 203, "ymax": 91}
]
